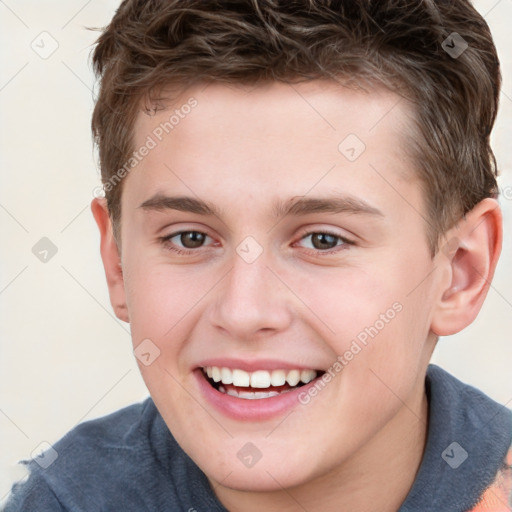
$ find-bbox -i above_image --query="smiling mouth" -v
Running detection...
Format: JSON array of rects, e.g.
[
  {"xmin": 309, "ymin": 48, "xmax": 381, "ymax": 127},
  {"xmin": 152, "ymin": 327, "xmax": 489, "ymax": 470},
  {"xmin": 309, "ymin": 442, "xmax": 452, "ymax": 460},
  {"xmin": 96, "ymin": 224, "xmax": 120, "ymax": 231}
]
[{"xmin": 201, "ymin": 366, "xmax": 325, "ymax": 400}]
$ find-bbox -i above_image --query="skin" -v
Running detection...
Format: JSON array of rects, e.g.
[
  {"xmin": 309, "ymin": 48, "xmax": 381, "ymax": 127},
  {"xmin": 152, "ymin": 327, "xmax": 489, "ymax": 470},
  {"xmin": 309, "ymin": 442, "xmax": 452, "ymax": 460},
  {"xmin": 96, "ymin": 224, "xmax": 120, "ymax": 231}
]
[{"xmin": 91, "ymin": 80, "xmax": 502, "ymax": 511}]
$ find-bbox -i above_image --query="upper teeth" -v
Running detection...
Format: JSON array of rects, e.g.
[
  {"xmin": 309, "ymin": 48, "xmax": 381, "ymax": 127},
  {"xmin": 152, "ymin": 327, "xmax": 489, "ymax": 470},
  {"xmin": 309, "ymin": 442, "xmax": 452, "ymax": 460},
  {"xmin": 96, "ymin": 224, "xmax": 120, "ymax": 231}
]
[{"xmin": 204, "ymin": 366, "xmax": 317, "ymax": 388}]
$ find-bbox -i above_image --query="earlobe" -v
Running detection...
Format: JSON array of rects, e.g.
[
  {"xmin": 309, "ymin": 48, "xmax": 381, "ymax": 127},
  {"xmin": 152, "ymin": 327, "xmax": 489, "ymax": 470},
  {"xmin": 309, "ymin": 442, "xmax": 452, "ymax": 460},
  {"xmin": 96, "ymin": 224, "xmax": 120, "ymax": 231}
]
[
  {"xmin": 431, "ymin": 198, "xmax": 502, "ymax": 336},
  {"xmin": 91, "ymin": 198, "xmax": 130, "ymax": 323}
]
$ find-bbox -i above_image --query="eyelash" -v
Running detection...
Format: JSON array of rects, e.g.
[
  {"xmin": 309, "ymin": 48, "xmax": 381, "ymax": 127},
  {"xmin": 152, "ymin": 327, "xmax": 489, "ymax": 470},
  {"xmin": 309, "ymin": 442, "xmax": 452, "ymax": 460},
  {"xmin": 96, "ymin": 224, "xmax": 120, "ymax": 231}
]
[
  {"xmin": 295, "ymin": 229, "xmax": 354, "ymax": 255},
  {"xmin": 159, "ymin": 229, "xmax": 354, "ymax": 256},
  {"xmin": 159, "ymin": 231, "xmax": 216, "ymax": 256}
]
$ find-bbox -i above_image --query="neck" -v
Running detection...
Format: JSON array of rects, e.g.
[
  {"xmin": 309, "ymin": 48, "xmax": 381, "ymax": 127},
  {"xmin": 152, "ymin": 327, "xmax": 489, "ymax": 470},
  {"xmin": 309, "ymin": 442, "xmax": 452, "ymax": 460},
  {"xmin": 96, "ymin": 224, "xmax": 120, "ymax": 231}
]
[{"xmin": 212, "ymin": 381, "xmax": 429, "ymax": 512}]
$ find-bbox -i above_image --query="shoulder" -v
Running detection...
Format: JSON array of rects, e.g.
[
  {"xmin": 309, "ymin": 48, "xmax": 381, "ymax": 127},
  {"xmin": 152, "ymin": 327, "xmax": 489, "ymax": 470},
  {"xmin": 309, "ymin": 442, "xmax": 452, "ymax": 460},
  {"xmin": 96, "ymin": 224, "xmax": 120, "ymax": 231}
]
[
  {"xmin": 468, "ymin": 442, "xmax": 512, "ymax": 511},
  {"xmin": 4, "ymin": 398, "xmax": 226, "ymax": 512},
  {"xmin": 426, "ymin": 364, "xmax": 512, "ymax": 430},
  {"xmin": 4, "ymin": 398, "xmax": 172, "ymax": 511},
  {"xmin": 400, "ymin": 365, "xmax": 512, "ymax": 511},
  {"xmin": 42, "ymin": 396, "xmax": 161, "ymax": 472}
]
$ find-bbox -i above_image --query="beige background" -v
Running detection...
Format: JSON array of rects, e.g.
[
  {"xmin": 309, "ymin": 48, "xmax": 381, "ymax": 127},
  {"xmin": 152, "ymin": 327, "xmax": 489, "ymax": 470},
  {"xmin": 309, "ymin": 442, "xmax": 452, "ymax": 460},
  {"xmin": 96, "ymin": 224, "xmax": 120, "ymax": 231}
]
[{"xmin": 1, "ymin": 0, "xmax": 511, "ymax": 502}]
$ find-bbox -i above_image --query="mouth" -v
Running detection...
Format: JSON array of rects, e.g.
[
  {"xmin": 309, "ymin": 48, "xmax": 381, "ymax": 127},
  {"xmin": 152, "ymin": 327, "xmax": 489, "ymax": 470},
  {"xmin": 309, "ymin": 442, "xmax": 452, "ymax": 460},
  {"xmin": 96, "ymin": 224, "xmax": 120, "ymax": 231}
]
[{"xmin": 201, "ymin": 366, "xmax": 325, "ymax": 400}]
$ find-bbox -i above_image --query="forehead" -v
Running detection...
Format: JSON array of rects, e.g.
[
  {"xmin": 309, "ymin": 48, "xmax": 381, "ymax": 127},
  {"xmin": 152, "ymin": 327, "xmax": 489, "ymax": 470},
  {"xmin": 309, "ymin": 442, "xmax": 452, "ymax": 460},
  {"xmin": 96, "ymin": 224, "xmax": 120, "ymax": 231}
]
[
  {"xmin": 124, "ymin": 80, "xmax": 420, "ymax": 221},
  {"xmin": 134, "ymin": 79, "xmax": 413, "ymax": 151}
]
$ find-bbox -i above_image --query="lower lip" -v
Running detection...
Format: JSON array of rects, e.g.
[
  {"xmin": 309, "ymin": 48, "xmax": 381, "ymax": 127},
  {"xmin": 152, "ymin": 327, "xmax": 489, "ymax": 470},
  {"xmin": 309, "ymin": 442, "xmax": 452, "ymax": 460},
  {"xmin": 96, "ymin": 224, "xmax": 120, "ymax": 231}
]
[{"xmin": 194, "ymin": 369, "xmax": 320, "ymax": 421}]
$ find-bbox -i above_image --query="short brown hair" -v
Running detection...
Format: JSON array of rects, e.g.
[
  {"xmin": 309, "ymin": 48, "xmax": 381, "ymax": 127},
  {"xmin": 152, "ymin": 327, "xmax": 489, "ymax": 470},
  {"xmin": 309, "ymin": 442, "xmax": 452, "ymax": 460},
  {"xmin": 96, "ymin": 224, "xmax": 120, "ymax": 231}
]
[{"xmin": 91, "ymin": 0, "xmax": 500, "ymax": 253}]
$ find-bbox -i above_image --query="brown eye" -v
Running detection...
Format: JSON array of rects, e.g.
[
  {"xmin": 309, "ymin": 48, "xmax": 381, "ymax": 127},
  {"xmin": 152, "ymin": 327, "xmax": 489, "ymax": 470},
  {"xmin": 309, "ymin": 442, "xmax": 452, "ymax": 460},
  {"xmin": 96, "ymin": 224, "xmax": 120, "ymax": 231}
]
[
  {"xmin": 179, "ymin": 231, "xmax": 206, "ymax": 248},
  {"xmin": 296, "ymin": 231, "xmax": 353, "ymax": 253},
  {"xmin": 160, "ymin": 230, "xmax": 213, "ymax": 254},
  {"xmin": 310, "ymin": 233, "xmax": 339, "ymax": 250}
]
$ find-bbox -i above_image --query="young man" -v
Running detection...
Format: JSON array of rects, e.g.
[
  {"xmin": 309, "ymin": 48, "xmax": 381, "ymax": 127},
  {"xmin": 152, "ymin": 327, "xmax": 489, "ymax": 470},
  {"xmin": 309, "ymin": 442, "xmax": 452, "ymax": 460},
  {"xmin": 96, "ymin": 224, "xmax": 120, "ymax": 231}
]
[{"xmin": 5, "ymin": 0, "xmax": 512, "ymax": 510}]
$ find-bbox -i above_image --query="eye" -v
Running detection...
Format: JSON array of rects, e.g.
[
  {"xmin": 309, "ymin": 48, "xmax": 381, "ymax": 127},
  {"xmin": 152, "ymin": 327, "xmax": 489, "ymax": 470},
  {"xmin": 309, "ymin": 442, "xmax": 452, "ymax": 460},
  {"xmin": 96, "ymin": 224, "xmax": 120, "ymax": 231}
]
[
  {"xmin": 159, "ymin": 230, "xmax": 214, "ymax": 254},
  {"xmin": 296, "ymin": 230, "xmax": 352, "ymax": 253}
]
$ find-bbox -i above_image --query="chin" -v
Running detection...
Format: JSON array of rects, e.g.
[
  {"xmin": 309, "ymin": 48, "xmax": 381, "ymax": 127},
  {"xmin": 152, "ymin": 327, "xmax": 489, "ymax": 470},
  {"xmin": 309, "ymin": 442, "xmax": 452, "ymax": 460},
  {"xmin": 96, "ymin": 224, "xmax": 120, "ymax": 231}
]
[
  {"xmin": 213, "ymin": 468, "xmax": 306, "ymax": 493},
  {"xmin": 199, "ymin": 449, "xmax": 323, "ymax": 493}
]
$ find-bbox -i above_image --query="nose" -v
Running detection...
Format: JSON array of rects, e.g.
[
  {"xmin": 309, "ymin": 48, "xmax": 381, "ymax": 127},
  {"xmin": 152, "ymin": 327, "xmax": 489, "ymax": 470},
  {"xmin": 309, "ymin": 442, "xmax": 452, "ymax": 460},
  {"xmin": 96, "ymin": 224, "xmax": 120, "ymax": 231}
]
[{"xmin": 207, "ymin": 248, "xmax": 293, "ymax": 340}]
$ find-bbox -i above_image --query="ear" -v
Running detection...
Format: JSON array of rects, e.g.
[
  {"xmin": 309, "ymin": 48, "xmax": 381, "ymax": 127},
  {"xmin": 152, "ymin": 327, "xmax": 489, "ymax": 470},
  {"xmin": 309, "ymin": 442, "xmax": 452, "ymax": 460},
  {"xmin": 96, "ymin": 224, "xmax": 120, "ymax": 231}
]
[
  {"xmin": 91, "ymin": 198, "xmax": 129, "ymax": 323},
  {"xmin": 431, "ymin": 198, "xmax": 502, "ymax": 336}
]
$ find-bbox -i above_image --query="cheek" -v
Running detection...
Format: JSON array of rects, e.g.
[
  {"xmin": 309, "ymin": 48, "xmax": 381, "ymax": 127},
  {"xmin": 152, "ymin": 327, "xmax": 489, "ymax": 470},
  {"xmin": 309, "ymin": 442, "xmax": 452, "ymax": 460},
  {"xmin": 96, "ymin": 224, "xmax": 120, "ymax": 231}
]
[
  {"xmin": 294, "ymin": 260, "xmax": 433, "ymax": 380},
  {"xmin": 123, "ymin": 264, "xmax": 214, "ymax": 337},
  {"xmin": 289, "ymin": 265, "xmax": 401, "ymax": 345}
]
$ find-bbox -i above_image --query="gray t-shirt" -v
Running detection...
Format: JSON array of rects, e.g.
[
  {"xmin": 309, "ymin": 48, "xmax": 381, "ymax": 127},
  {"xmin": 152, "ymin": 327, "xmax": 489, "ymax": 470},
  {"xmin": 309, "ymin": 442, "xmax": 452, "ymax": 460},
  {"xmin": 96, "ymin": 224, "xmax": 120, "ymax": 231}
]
[{"xmin": 5, "ymin": 365, "xmax": 512, "ymax": 511}]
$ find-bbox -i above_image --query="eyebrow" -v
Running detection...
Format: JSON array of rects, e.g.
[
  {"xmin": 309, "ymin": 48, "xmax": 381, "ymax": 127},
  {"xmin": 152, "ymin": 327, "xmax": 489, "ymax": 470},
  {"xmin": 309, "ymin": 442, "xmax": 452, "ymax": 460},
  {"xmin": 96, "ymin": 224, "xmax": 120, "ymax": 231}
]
[{"xmin": 138, "ymin": 194, "xmax": 383, "ymax": 219}]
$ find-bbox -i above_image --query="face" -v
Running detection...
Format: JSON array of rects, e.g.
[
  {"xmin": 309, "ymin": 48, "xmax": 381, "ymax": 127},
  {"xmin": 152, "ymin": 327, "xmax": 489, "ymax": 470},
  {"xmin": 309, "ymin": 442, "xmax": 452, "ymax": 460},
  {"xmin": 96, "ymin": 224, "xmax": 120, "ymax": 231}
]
[{"xmin": 115, "ymin": 81, "xmax": 441, "ymax": 491}]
